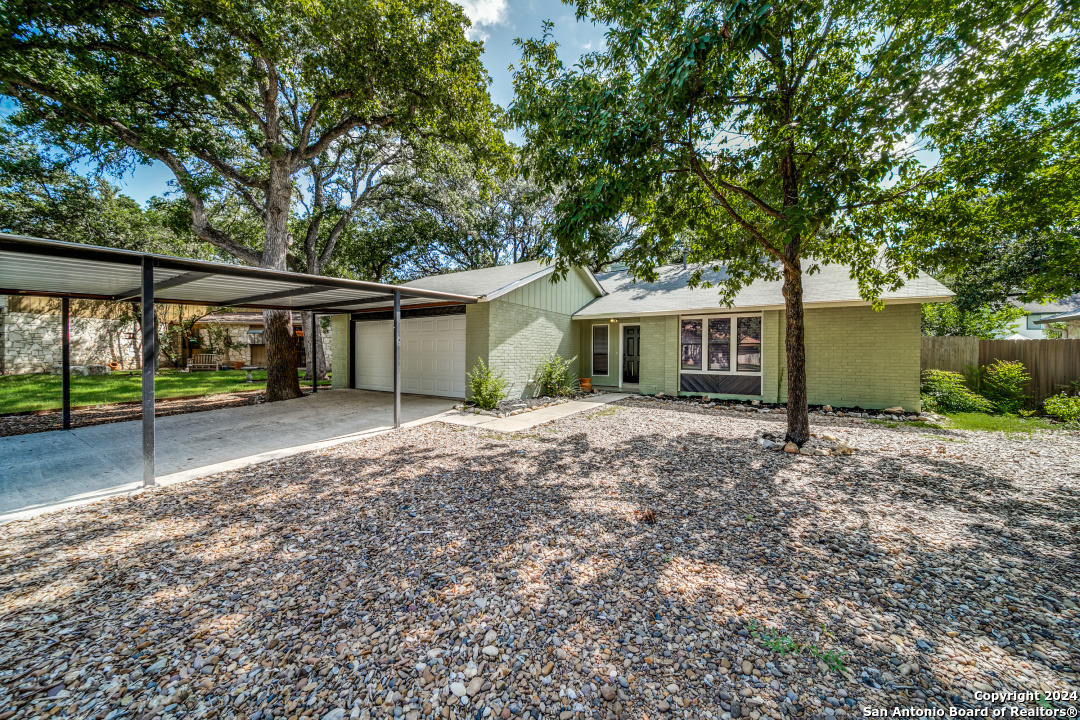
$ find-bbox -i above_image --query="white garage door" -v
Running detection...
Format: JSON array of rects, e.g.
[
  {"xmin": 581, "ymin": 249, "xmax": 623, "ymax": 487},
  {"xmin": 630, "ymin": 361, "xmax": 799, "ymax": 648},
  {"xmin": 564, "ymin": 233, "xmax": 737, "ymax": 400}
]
[{"xmin": 353, "ymin": 315, "xmax": 467, "ymax": 398}]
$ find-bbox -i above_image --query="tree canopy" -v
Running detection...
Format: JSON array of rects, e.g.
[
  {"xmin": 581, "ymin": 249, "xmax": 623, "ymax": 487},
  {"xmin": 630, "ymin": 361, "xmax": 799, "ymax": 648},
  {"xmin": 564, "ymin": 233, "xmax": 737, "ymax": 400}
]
[
  {"xmin": 510, "ymin": 0, "xmax": 1079, "ymax": 441},
  {"xmin": 1, "ymin": 0, "xmax": 505, "ymax": 400}
]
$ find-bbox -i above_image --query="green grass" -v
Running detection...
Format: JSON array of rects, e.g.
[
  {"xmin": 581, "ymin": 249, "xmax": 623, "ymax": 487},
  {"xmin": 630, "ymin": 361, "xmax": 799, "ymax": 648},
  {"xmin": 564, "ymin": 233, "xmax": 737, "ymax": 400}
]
[
  {"xmin": 941, "ymin": 412, "xmax": 1053, "ymax": 434},
  {"xmin": 0, "ymin": 370, "xmax": 329, "ymax": 414}
]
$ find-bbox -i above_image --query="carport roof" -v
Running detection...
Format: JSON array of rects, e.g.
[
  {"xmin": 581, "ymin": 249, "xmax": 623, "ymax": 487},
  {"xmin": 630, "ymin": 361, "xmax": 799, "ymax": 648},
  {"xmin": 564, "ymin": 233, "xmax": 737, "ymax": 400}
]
[{"xmin": 0, "ymin": 233, "xmax": 478, "ymax": 311}]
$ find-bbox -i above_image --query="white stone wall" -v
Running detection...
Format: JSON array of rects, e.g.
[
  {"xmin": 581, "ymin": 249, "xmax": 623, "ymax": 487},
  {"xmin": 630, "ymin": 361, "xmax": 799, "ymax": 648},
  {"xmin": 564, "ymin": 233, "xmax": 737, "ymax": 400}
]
[{"xmin": 1, "ymin": 309, "xmax": 140, "ymax": 375}]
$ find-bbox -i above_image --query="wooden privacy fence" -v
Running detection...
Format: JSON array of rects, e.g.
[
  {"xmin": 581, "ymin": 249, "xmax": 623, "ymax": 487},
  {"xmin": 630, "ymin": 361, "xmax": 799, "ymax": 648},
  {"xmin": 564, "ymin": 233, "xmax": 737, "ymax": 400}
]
[
  {"xmin": 922, "ymin": 337, "xmax": 1080, "ymax": 404},
  {"xmin": 921, "ymin": 336, "xmax": 978, "ymax": 374}
]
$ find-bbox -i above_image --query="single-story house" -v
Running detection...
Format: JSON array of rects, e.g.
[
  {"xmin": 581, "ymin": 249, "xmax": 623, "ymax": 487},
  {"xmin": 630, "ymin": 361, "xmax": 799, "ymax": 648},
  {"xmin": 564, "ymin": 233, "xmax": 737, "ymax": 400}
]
[
  {"xmin": 330, "ymin": 260, "xmax": 952, "ymax": 411},
  {"xmin": 166, "ymin": 311, "xmax": 331, "ymax": 369},
  {"xmin": 1008, "ymin": 293, "xmax": 1080, "ymax": 339},
  {"xmin": 1033, "ymin": 305, "xmax": 1080, "ymax": 339}
]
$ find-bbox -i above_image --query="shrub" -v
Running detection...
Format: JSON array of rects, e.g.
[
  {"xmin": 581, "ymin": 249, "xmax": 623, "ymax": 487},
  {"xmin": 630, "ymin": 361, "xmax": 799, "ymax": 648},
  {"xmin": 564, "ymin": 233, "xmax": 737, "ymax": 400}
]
[
  {"xmin": 920, "ymin": 369, "xmax": 992, "ymax": 414},
  {"xmin": 1044, "ymin": 393, "xmax": 1080, "ymax": 425},
  {"xmin": 979, "ymin": 360, "xmax": 1031, "ymax": 414},
  {"xmin": 466, "ymin": 357, "xmax": 508, "ymax": 410},
  {"xmin": 534, "ymin": 352, "xmax": 578, "ymax": 397}
]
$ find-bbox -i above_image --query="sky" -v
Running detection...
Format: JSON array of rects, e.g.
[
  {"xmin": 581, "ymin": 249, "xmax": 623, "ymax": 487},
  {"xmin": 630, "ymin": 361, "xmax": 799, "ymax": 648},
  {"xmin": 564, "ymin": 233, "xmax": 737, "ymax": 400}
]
[{"xmin": 86, "ymin": 0, "xmax": 607, "ymax": 206}]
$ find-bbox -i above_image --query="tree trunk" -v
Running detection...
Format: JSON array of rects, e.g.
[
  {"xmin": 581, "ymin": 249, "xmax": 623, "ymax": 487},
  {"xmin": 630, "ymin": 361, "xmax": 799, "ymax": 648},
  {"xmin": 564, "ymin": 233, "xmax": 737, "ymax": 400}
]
[
  {"xmin": 781, "ymin": 253, "xmax": 810, "ymax": 445},
  {"xmin": 261, "ymin": 161, "xmax": 302, "ymax": 401}
]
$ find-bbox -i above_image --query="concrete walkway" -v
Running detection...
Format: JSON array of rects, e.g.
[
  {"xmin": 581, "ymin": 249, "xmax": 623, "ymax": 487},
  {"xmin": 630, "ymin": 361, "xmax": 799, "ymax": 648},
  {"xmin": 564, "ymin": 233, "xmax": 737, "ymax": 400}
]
[
  {"xmin": 440, "ymin": 393, "xmax": 630, "ymax": 432},
  {"xmin": 0, "ymin": 390, "xmax": 455, "ymax": 522}
]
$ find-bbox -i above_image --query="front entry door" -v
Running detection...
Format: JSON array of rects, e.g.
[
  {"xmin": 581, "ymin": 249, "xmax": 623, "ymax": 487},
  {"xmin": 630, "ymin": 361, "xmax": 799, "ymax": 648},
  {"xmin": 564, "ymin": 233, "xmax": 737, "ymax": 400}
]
[{"xmin": 622, "ymin": 325, "xmax": 640, "ymax": 383}]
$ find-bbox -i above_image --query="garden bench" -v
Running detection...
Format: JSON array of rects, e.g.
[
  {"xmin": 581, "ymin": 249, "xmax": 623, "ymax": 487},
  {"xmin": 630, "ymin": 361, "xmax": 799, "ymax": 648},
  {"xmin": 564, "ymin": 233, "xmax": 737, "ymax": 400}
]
[{"xmin": 187, "ymin": 353, "xmax": 223, "ymax": 371}]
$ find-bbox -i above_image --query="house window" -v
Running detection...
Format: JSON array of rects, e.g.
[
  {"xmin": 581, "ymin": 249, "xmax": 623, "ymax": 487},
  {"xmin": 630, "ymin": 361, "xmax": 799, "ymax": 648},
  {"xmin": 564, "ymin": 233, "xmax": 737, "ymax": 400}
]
[
  {"xmin": 708, "ymin": 318, "xmax": 731, "ymax": 371},
  {"xmin": 681, "ymin": 319, "xmax": 702, "ymax": 370},
  {"xmin": 592, "ymin": 325, "xmax": 609, "ymax": 375},
  {"xmin": 680, "ymin": 313, "xmax": 763, "ymax": 377},
  {"xmin": 1027, "ymin": 313, "xmax": 1051, "ymax": 330},
  {"xmin": 736, "ymin": 317, "xmax": 762, "ymax": 372}
]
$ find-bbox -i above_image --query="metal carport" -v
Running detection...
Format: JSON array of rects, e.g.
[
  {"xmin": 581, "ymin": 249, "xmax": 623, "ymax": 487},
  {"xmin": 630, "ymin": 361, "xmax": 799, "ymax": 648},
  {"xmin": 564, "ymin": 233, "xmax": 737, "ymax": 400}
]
[{"xmin": 0, "ymin": 233, "xmax": 477, "ymax": 486}]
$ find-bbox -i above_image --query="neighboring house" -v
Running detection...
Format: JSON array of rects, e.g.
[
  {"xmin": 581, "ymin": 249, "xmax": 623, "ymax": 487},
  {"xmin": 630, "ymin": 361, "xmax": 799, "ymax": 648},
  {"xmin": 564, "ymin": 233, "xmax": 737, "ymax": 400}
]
[
  {"xmin": 0, "ymin": 297, "xmax": 332, "ymax": 375},
  {"xmin": 1, "ymin": 295, "xmax": 144, "ymax": 374},
  {"xmin": 169, "ymin": 311, "xmax": 332, "ymax": 369},
  {"xmin": 1008, "ymin": 294, "xmax": 1080, "ymax": 339},
  {"xmin": 330, "ymin": 261, "xmax": 952, "ymax": 410},
  {"xmin": 1033, "ymin": 306, "xmax": 1080, "ymax": 339}
]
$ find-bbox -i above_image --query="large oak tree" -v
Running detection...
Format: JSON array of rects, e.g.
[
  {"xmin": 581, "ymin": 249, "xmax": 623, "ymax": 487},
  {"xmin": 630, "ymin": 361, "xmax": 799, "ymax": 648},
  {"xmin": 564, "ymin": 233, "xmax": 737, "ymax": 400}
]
[
  {"xmin": 510, "ymin": 0, "xmax": 1078, "ymax": 443},
  {"xmin": 0, "ymin": 0, "xmax": 502, "ymax": 400}
]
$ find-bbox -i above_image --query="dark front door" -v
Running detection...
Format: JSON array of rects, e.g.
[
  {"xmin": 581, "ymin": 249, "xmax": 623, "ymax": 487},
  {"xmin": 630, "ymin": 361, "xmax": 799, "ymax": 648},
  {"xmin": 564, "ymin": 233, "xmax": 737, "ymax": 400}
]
[{"xmin": 623, "ymin": 325, "xmax": 640, "ymax": 383}]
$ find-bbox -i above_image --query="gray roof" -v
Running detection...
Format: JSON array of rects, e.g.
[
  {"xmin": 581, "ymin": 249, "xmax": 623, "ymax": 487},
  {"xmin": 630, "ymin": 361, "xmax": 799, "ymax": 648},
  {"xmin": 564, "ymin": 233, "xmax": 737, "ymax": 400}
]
[
  {"xmin": 1020, "ymin": 293, "xmax": 1080, "ymax": 315},
  {"xmin": 400, "ymin": 261, "xmax": 553, "ymax": 299},
  {"xmin": 1034, "ymin": 307, "xmax": 1080, "ymax": 324},
  {"xmin": 574, "ymin": 262, "xmax": 953, "ymax": 317}
]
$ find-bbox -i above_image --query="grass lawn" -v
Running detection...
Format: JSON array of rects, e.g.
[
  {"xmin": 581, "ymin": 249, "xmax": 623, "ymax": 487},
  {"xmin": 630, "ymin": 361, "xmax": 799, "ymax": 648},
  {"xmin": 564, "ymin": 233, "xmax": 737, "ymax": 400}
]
[
  {"xmin": 941, "ymin": 411, "xmax": 1054, "ymax": 433},
  {"xmin": 0, "ymin": 369, "xmax": 330, "ymax": 414}
]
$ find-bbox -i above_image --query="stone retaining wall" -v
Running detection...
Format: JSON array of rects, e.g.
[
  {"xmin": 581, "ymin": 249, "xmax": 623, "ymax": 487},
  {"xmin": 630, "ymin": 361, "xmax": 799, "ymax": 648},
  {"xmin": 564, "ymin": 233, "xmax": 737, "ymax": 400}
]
[{"xmin": 1, "ymin": 306, "xmax": 139, "ymax": 375}]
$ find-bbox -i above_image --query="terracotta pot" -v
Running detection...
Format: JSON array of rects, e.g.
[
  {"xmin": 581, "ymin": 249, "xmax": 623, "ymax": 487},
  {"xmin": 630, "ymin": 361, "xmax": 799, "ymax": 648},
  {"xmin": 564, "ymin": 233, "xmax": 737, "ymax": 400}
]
[
  {"xmin": 233, "ymin": 361, "xmax": 244, "ymax": 370},
  {"xmin": 579, "ymin": 378, "xmax": 592, "ymax": 392}
]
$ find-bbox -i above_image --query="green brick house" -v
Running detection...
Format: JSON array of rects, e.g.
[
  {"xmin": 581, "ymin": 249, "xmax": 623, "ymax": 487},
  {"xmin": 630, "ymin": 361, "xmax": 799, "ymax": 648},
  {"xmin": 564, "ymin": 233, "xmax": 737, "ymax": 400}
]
[{"xmin": 331, "ymin": 261, "xmax": 951, "ymax": 411}]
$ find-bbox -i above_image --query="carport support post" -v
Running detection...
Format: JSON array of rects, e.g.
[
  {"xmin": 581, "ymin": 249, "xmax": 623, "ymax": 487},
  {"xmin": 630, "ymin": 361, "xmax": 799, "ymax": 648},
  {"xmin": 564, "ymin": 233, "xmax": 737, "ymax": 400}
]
[
  {"xmin": 141, "ymin": 257, "xmax": 156, "ymax": 487},
  {"xmin": 310, "ymin": 312, "xmax": 318, "ymax": 394},
  {"xmin": 61, "ymin": 297, "xmax": 71, "ymax": 430},
  {"xmin": 393, "ymin": 290, "xmax": 401, "ymax": 428}
]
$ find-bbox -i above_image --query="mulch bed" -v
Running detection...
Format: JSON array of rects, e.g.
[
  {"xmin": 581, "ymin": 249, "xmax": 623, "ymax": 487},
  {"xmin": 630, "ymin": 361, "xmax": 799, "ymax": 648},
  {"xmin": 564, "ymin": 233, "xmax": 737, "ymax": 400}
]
[{"xmin": 0, "ymin": 390, "xmax": 268, "ymax": 438}]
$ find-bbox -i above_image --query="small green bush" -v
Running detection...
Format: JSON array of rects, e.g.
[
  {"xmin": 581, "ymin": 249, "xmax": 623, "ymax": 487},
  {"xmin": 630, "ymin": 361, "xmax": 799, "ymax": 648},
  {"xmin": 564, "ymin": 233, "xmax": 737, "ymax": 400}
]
[
  {"xmin": 979, "ymin": 360, "xmax": 1031, "ymax": 414},
  {"xmin": 466, "ymin": 357, "xmax": 509, "ymax": 410},
  {"xmin": 921, "ymin": 369, "xmax": 992, "ymax": 414},
  {"xmin": 534, "ymin": 352, "xmax": 578, "ymax": 397},
  {"xmin": 1044, "ymin": 393, "xmax": 1080, "ymax": 425}
]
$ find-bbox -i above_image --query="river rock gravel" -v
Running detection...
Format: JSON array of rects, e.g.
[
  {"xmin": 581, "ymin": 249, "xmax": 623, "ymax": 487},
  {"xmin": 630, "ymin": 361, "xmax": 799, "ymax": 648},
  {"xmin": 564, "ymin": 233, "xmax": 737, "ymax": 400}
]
[{"xmin": 1, "ymin": 399, "xmax": 1078, "ymax": 720}]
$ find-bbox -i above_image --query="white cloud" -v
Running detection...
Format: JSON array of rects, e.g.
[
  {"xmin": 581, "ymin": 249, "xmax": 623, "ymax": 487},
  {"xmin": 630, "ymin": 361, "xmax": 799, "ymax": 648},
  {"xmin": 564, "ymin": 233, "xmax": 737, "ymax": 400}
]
[{"xmin": 455, "ymin": 0, "xmax": 509, "ymax": 40}]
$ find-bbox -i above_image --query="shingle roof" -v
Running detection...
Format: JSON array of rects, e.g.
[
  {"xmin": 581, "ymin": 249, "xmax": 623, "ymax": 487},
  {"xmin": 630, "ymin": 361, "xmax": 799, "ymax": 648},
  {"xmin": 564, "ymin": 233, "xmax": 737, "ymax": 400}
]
[
  {"xmin": 1019, "ymin": 293, "xmax": 1080, "ymax": 315},
  {"xmin": 399, "ymin": 261, "xmax": 554, "ymax": 299},
  {"xmin": 574, "ymin": 262, "xmax": 953, "ymax": 318},
  {"xmin": 399, "ymin": 261, "xmax": 604, "ymax": 300},
  {"xmin": 1033, "ymin": 307, "xmax": 1080, "ymax": 324}
]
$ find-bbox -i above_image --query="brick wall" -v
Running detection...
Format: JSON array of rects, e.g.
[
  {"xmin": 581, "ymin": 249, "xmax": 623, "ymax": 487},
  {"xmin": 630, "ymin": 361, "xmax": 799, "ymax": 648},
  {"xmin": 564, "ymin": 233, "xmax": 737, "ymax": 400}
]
[
  {"xmin": 639, "ymin": 316, "xmax": 679, "ymax": 395},
  {"xmin": 484, "ymin": 301, "xmax": 578, "ymax": 398},
  {"xmin": 330, "ymin": 314, "xmax": 351, "ymax": 389},
  {"xmin": 771, "ymin": 303, "xmax": 922, "ymax": 410}
]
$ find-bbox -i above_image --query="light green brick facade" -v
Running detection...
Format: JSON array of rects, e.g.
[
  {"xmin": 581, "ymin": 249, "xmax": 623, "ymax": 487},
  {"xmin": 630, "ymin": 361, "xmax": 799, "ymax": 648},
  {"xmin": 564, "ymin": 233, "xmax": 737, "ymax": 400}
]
[
  {"xmin": 331, "ymin": 263, "xmax": 921, "ymax": 409},
  {"xmin": 330, "ymin": 314, "xmax": 351, "ymax": 390},
  {"xmin": 467, "ymin": 268, "xmax": 598, "ymax": 399},
  {"xmin": 576, "ymin": 303, "xmax": 920, "ymax": 409},
  {"xmin": 764, "ymin": 303, "xmax": 922, "ymax": 410}
]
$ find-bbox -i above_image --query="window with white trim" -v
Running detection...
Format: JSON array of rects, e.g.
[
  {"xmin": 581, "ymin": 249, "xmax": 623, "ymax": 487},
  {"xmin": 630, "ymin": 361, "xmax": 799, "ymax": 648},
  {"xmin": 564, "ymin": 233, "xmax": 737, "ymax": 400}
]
[
  {"xmin": 592, "ymin": 324, "xmax": 609, "ymax": 375},
  {"xmin": 681, "ymin": 314, "xmax": 762, "ymax": 376}
]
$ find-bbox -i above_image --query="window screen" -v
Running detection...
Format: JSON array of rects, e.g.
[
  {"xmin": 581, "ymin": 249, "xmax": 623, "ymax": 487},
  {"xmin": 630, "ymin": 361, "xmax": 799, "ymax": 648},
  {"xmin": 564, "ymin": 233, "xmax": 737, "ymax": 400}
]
[
  {"xmin": 592, "ymin": 325, "xmax": 609, "ymax": 375},
  {"xmin": 708, "ymin": 318, "xmax": 731, "ymax": 371},
  {"xmin": 736, "ymin": 316, "xmax": 761, "ymax": 372},
  {"xmin": 681, "ymin": 319, "xmax": 702, "ymax": 370}
]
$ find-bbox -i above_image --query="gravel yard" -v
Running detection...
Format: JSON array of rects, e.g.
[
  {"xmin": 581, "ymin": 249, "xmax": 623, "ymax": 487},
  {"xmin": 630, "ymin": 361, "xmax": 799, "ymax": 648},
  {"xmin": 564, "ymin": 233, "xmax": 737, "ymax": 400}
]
[{"xmin": 1, "ymin": 399, "xmax": 1078, "ymax": 720}]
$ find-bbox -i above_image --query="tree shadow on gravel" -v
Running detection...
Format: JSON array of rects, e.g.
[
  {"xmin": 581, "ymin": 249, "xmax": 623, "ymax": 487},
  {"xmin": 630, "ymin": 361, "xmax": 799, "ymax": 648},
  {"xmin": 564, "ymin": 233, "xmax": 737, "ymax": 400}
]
[{"xmin": 1, "ymin": 415, "xmax": 1077, "ymax": 720}]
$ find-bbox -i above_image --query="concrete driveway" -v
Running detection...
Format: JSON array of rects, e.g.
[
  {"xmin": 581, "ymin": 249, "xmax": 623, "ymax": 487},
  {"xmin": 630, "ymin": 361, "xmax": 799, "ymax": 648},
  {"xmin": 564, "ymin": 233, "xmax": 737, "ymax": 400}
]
[{"xmin": 0, "ymin": 390, "xmax": 455, "ymax": 522}]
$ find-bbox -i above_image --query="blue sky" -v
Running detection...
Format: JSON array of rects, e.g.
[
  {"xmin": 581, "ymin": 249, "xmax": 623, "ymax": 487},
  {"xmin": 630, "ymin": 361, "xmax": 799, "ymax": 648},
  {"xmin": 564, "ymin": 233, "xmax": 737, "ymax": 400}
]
[{"xmin": 84, "ymin": 0, "xmax": 607, "ymax": 205}]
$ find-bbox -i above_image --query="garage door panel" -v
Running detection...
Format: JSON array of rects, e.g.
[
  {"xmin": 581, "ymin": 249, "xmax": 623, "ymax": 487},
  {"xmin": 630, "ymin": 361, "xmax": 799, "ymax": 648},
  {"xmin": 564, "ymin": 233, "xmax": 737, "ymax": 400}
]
[{"xmin": 353, "ymin": 316, "xmax": 467, "ymax": 398}]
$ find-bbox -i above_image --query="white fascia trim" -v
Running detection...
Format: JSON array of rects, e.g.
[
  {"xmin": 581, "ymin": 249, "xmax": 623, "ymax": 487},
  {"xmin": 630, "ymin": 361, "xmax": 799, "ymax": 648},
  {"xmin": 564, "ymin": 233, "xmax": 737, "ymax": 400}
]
[
  {"xmin": 578, "ymin": 266, "xmax": 607, "ymax": 297},
  {"xmin": 571, "ymin": 295, "xmax": 955, "ymax": 320}
]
